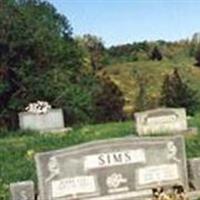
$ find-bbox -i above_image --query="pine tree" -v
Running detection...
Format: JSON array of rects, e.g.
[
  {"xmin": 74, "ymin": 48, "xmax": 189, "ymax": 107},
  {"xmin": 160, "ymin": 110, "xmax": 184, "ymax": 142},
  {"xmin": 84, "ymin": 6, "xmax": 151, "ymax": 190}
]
[
  {"xmin": 160, "ymin": 68, "xmax": 198, "ymax": 114},
  {"xmin": 132, "ymin": 68, "xmax": 151, "ymax": 112},
  {"xmin": 93, "ymin": 74, "xmax": 125, "ymax": 122},
  {"xmin": 195, "ymin": 46, "xmax": 200, "ymax": 66},
  {"xmin": 150, "ymin": 46, "xmax": 163, "ymax": 61}
]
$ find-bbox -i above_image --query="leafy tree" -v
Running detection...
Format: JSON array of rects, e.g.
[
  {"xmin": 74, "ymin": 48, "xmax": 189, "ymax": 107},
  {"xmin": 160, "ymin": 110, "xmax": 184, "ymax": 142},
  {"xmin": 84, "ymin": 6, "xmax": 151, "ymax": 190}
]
[
  {"xmin": 0, "ymin": 0, "xmax": 94, "ymax": 128},
  {"xmin": 191, "ymin": 32, "xmax": 200, "ymax": 44},
  {"xmin": 160, "ymin": 68, "xmax": 198, "ymax": 115},
  {"xmin": 80, "ymin": 34, "xmax": 106, "ymax": 72},
  {"xmin": 107, "ymin": 41, "xmax": 150, "ymax": 63},
  {"xmin": 0, "ymin": 0, "xmax": 130, "ymax": 129},
  {"xmin": 150, "ymin": 46, "xmax": 163, "ymax": 61}
]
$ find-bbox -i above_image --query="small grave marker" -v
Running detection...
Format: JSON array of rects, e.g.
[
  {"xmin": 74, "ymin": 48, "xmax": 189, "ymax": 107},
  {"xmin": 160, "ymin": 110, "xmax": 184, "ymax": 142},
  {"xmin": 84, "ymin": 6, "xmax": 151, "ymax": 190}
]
[
  {"xmin": 10, "ymin": 181, "xmax": 35, "ymax": 200},
  {"xmin": 134, "ymin": 108, "xmax": 188, "ymax": 136},
  {"xmin": 19, "ymin": 108, "xmax": 65, "ymax": 132}
]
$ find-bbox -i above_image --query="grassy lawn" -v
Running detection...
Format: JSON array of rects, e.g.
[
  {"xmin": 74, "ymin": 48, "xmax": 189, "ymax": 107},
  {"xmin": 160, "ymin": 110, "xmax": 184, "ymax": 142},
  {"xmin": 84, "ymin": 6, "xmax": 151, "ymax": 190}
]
[
  {"xmin": 1, "ymin": 117, "xmax": 200, "ymax": 199},
  {"xmin": 0, "ymin": 121, "xmax": 133, "ymax": 199}
]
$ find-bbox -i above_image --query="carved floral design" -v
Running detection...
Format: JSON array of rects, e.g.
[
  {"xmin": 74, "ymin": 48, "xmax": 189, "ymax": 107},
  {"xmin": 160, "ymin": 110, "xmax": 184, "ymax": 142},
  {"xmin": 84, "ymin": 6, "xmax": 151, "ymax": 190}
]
[
  {"xmin": 19, "ymin": 190, "xmax": 28, "ymax": 200},
  {"xmin": 167, "ymin": 141, "xmax": 180, "ymax": 163},
  {"xmin": 106, "ymin": 173, "xmax": 127, "ymax": 189},
  {"xmin": 45, "ymin": 156, "xmax": 60, "ymax": 183}
]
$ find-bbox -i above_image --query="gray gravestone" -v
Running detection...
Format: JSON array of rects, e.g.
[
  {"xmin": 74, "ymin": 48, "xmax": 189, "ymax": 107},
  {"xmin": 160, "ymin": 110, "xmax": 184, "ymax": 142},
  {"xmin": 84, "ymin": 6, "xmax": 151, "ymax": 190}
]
[
  {"xmin": 188, "ymin": 190, "xmax": 200, "ymax": 200},
  {"xmin": 10, "ymin": 181, "xmax": 35, "ymax": 200},
  {"xmin": 188, "ymin": 158, "xmax": 200, "ymax": 190},
  {"xmin": 19, "ymin": 109, "xmax": 65, "ymax": 132},
  {"xmin": 35, "ymin": 135, "xmax": 188, "ymax": 200},
  {"xmin": 134, "ymin": 108, "xmax": 188, "ymax": 136}
]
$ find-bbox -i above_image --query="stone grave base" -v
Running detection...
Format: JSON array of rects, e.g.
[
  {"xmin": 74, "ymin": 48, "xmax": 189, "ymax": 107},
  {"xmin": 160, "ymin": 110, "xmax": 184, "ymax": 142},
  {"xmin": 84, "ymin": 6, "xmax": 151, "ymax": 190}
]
[
  {"xmin": 39, "ymin": 127, "xmax": 72, "ymax": 134},
  {"xmin": 188, "ymin": 190, "xmax": 200, "ymax": 200},
  {"xmin": 177, "ymin": 127, "xmax": 198, "ymax": 136},
  {"xmin": 9, "ymin": 180, "xmax": 200, "ymax": 200}
]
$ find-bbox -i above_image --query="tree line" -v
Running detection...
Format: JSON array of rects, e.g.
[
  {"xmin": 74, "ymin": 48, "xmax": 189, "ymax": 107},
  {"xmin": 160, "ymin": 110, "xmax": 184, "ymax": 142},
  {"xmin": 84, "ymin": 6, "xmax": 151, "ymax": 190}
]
[
  {"xmin": 0, "ymin": 0, "xmax": 199, "ymax": 130},
  {"xmin": 0, "ymin": 0, "xmax": 124, "ymax": 129}
]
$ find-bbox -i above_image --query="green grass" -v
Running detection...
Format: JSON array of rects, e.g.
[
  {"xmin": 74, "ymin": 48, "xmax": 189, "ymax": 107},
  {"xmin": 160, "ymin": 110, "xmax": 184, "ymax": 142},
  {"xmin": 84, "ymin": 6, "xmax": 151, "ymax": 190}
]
[
  {"xmin": 1, "ymin": 117, "xmax": 200, "ymax": 199},
  {"xmin": 0, "ymin": 121, "xmax": 133, "ymax": 199}
]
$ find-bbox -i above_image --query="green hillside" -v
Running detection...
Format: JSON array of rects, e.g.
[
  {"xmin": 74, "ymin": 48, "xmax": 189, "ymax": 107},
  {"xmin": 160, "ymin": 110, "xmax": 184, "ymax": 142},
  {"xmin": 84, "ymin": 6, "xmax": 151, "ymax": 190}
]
[{"xmin": 104, "ymin": 56, "xmax": 200, "ymax": 114}]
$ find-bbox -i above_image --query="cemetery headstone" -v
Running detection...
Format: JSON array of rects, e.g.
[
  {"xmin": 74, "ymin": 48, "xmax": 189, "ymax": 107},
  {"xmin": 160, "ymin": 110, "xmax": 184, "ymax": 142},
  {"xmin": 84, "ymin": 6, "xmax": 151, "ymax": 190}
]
[
  {"xmin": 19, "ymin": 109, "xmax": 65, "ymax": 132},
  {"xmin": 35, "ymin": 135, "xmax": 188, "ymax": 200},
  {"xmin": 134, "ymin": 108, "xmax": 188, "ymax": 136},
  {"xmin": 188, "ymin": 158, "xmax": 200, "ymax": 190},
  {"xmin": 10, "ymin": 181, "xmax": 35, "ymax": 200}
]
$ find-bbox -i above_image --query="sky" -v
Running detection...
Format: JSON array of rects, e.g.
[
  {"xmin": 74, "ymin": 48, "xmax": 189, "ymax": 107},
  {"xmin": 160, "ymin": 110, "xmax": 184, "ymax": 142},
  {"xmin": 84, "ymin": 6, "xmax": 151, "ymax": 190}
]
[{"xmin": 47, "ymin": 0, "xmax": 200, "ymax": 47}]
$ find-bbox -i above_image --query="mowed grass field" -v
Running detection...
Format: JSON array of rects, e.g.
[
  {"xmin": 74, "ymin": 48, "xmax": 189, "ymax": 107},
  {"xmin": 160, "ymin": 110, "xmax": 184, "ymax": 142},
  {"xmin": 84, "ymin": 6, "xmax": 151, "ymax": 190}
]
[{"xmin": 1, "ymin": 115, "xmax": 200, "ymax": 199}]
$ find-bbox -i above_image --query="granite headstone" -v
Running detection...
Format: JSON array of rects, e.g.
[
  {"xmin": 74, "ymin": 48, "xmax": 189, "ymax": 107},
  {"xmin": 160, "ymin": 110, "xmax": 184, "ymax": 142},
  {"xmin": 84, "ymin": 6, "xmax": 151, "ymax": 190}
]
[
  {"xmin": 10, "ymin": 181, "xmax": 35, "ymax": 200},
  {"xmin": 188, "ymin": 158, "xmax": 200, "ymax": 190},
  {"xmin": 134, "ymin": 108, "xmax": 188, "ymax": 136},
  {"xmin": 19, "ymin": 109, "xmax": 65, "ymax": 132},
  {"xmin": 35, "ymin": 135, "xmax": 188, "ymax": 200}
]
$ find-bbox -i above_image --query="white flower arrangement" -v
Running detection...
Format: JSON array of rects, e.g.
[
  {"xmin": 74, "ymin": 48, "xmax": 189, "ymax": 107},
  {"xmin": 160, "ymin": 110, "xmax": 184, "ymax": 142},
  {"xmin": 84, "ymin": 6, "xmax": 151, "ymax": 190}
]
[{"xmin": 25, "ymin": 101, "xmax": 51, "ymax": 114}]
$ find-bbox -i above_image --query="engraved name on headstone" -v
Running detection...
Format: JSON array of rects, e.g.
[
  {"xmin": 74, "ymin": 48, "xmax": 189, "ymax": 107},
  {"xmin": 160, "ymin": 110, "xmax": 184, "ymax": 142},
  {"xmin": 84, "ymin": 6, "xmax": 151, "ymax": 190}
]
[
  {"xmin": 35, "ymin": 135, "xmax": 188, "ymax": 200},
  {"xmin": 134, "ymin": 108, "xmax": 188, "ymax": 136},
  {"xmin": 10, "ymin": 181, "xmax": 35, "ymax": 200},
  {"xmin": 188, "ymin": 158, "xmax": 200, "ymax": 190}
]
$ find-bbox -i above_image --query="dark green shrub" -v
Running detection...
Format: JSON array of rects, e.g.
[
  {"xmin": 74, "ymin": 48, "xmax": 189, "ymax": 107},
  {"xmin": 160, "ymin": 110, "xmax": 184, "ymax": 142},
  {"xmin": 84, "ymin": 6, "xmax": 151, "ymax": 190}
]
[
  {"xmin": 160, "ymin": 68, "xmax": 199, "ymax": 115},
  {"xmin": 150, "ymin": 46, "xmax": 163, "ymax": 61}
]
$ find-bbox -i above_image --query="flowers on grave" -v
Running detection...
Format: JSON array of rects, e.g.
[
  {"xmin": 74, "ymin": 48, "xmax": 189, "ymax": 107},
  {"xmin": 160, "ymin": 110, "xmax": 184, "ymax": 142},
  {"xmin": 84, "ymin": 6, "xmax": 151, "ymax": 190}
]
[
  {"xmin": 25, "ymin": 101, "xmax": 51, "ymax": 114},
  {"xmin": 152, "ymin": 185, "xmax": 189, "ymax": 200}
]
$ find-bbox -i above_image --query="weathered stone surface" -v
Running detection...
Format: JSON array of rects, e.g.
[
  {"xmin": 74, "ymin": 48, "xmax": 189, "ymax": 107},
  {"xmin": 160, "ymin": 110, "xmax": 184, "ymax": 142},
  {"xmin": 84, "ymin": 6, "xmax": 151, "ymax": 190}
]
[
  {"xmin": 35, "ymin": 135, "xmax": 188, "ymax": 200},
  {"xmin": 19, "ymin": 109, "xmax": 65, "ymax": 132},
  {"xmin": 188, "ymin": 158, "xmax": 200, "ymax": 190},
  {"xmin": 10, "ymin": 181, "xmax": 35, "ymax": 200},
  {"xmin": 134, "ymin": 108, "xmax": 188, "ymax": 136},
  {"xmin": 182, "ymin": 127, "xmax": 198, "ymax": 137},
  {"xmin": 188, "ymin": 190, "xmax": 200, "ymax": 200}
]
